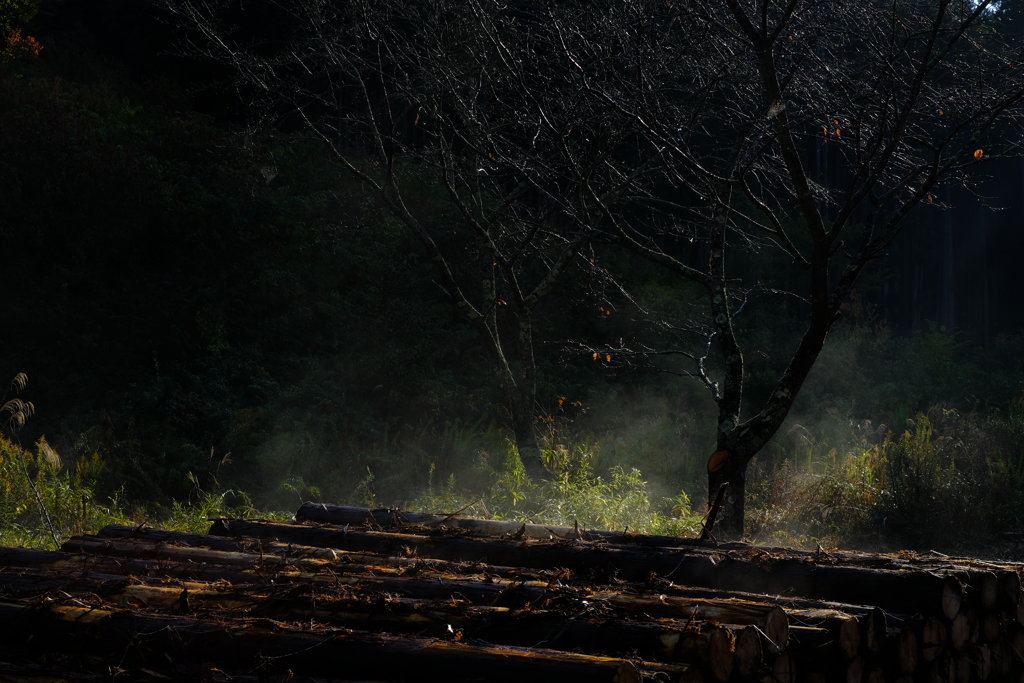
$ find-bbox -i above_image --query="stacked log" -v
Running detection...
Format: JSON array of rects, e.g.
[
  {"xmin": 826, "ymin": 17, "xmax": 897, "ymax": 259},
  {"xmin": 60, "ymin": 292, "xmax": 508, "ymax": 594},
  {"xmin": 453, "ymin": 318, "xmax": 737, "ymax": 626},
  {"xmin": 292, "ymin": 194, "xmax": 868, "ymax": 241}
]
[
  {"xmin": 213, "ymin": 507, "xmax": 1024, "ymax": 682},
  {"xmin": 0, "ymin": 505, "xmax": 1019, "ymax": 683}
]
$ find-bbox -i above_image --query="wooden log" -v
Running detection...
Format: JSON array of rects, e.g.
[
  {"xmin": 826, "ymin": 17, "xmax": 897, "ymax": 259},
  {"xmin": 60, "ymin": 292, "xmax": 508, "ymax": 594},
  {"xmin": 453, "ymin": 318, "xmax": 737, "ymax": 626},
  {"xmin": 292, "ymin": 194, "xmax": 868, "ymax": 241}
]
[
  {"xmin": 919, "ymin": 654, "xmax": 955, "ymax": 683},
  {"xmin": 1010, "ymin": 624, "xmax": 1024, "ymax": 665},
  {"xmin": 1000, "ymin": 569, "xmax": 1021, "ymax": 610},
  {"xmin": 785, "ymin": 608, "xmax": 860, "ymax": 660},
  {"xmin": 977, "ymin": 571, "xmax": 1000, "ymax": 611},
  {"xmin": 65, "ymin": 534, "xmax": 571, "ymax": 593},
  {"xmin": 981, "ymin": 612, "xmax": 1003, "ymax": 642},
  {"xmin": 0, "ymin": 547, "xmax": 569, "ymax": 605},
  {"xmin": 953, "ymin": 571, "xmax": 1001, "ymax": 612},
  {"xmin": 990, "ymin": 640, "xmax": 1013, "ymax": 678},
  {"xmin": 293, "ymin": 506, "xmax": 1024, "ymax": 583},
  {"xmin": 952, "ymin": 654, "xmax": 971, "ymax": 683},
  {"xmin": 0, "ymin": 544, "xmax": 326, "ymax": 585},
  {"xmin": 844, "ymin": 655, "xmax": 863, "ymax": 683},
  {"xmin": 952, "ymin": 613, "xmax": 972, "ymax": 652},
  {"xmin": 94, "ymin": 522, "xmax": 961, "ymax": 627},
  {"xmin": 0, "ymin": 546, "xmax": 377, "ymax": 588},
  {"xmin": 863, "ymin": 666, "xmax": 884, "ymax": 683},
  {"xmin": 74, "ymin": 529, "xmax": 880, "ymax": 659},
  {"xmin": 72, "ymin": 531, "xmax": 891, "ymax": 665},
  {"xmin": 0, "ymin": 562, "xmax": 781, "ymax": 675},
  {"xmin": 0, "ymin": 662, "xmax": 388, "ymax": 683},
  {"xmin": 972, "ymin": 643, "xmax": 992, "ymax": 681},
  {"xmin": 785, "ymin": 625, "xmax": 848, "ymax": 678},
  {"xmin": 770, "ymin": 651, "xmax": 796, "ymax": 683},
  {"xmin": 733, "ymin": 625, "xmax": 764, "ymax": 679},
  {"xmin": 675, "ymin": 623, "xmax": 735, "ymax": 682},
  {"xmin": 920, "ymin": 616, "xmax": 948, "ymax": 662},
  {"xmin": 66, "ymin": 533, "xmax": 490, "ymax": 577},
  {"xmin": 0, "ymin": 546, "xmax": 795, "ymax": 659},
  {"xmin": 295, "ymin": 503, "xmax": 700, "ymax": 546},
  {"xmin": 595, "ymin": 593, "xmax": 789, "ymax": 653},
  {"xmin": 62, "ymin": 536, "xmax": 340, "ymax": 573},
  {"xmin": 654, "ymin": 583, "xmax": 886, "ymax": 656},
  {"xmin": 893, "ymin": 627, "xmax": 919, "ymax": 676},
  {"xmin": 0, "ymin": 600, "xmax": 692, "ymax": 683},
  {"xmin": 209, "ymin": 519, "xmax": 965, "ymax": 620},
  {"xmin": 206, "ymin": 519, "xmax": 728, "ymax": 583}
]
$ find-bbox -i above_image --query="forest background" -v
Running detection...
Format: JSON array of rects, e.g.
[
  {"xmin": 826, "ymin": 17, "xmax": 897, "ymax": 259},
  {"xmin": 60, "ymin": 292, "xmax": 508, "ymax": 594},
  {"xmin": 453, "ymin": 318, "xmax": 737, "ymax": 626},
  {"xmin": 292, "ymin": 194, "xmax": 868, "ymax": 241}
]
[{"xmin": 4, "ymin": 0, "xmax": 1024, "ymax": 555}]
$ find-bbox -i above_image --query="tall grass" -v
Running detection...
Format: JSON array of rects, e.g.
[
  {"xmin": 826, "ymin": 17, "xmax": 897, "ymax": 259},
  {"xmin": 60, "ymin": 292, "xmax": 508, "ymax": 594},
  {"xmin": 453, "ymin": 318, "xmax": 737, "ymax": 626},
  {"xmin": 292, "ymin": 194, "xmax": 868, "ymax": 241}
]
[
  {"xmin": 746, "ymin": 407, "xmax": 1024, "ymax": 554},
  {"xmin": 405, "ymin": 439, "xmax": 706, "ymax": 537}
]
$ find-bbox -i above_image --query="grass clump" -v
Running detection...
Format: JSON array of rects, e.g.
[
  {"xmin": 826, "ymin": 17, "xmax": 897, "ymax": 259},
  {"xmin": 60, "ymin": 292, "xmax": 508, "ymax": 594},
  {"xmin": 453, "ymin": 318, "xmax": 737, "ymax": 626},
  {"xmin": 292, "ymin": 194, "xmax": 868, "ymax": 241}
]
[
  {"xmin": 0, "ymin": 432, "xmax": 292, "ymax": 546},
  {"xmin": 746, "ymin": 407, "xmax": 1024, "ymax": 554},
  {"xmin": 405, "ymin": 440, "xmax": 705, "ymax": 538},
  {"xmin": 0, "ymin": 433, "xmax": 130, "ymax": 548}
]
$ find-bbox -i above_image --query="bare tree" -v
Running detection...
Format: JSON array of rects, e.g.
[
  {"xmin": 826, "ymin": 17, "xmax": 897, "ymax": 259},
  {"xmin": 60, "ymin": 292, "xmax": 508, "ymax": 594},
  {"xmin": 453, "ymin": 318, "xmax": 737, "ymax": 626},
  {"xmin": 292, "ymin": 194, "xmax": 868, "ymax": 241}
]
[
  {"xmin": 165, "ymin": 0, "xmax": 1024, "ymax": 531},
  {"xmin": 541, "ymin": 0, "xmax": 1024, "ymax": 534},
  {"xmin": 161, "ymin": 0, "xmax": 651, "ymax": 478}
]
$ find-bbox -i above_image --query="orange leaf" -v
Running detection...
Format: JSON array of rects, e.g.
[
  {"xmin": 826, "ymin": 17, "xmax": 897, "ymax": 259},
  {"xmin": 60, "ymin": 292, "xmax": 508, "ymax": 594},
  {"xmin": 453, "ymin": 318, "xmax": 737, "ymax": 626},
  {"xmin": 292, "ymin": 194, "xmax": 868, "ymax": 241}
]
[
  {"xmin": 974, "ymin": 149, "xmax": 984, "ymax": 160},
  {"xmin": 592, "ymin": 352, "xmax": 598, "ymax": 361},
  {"xmin": 605, "ymin": 354, "xmax": 611, "ymax": 362},
  {"xmin": 707, "ymin": 450, "xmax": 730, "ymax": 473}
]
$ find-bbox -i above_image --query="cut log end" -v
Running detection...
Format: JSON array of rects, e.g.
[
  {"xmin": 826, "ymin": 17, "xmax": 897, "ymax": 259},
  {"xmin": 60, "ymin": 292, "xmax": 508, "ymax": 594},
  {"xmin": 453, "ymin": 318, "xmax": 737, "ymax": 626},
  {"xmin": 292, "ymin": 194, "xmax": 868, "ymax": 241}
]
[
  {"xmin": 839, "ymin": 617, "xmax": 861, "ymax": 660},
  {"xmin": 979, "ymin": 571, "xmax": 1000, "ymax": 610},
  {"xmin": 950, "ymin": 614, "xmax": 970, "ymax": 652},
  {"xmin": 733, "ymin": 626, "xmax": 763, "ymax": 679},
  {"xmin": 941, "ymin": 577, "xmax": 963, "ymax": 621},
  {"xmin": 771, "ymin": 651, "xmax": 796, "ymax": 683},
  {"xmin": 999, "ymin": 570, "xmax": 1021, "ymax": 610},
  {"xmin": 763, "ymin": 605, "xmax": 789, "ymax": 655},
  {"xmin": 613, "ymin": 661, "xmax": 642, "ymax": 683},
  {"xmin": 898, "ymin": 628, "xmax": 919, "ymax": 675},
  {"xmin": 845, "ymin": 655, "xmax": 864, "ymax": 683},
  {"xmin": 707, "ymin": 626, "xmax": 735, "ymax": 682},
  {"xmin": 921, "ymin": 617, "xmax": 946, "ymax": 663}
]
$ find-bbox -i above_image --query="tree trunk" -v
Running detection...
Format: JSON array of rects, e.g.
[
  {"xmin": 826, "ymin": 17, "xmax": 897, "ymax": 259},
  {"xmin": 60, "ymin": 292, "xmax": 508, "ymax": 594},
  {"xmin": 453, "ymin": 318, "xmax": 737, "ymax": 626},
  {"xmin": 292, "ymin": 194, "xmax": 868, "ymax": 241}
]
[
  {"xmin": 510, "ymin": 391, "xmax": 545, "ymax": 481},
  {"xmin": 706, "ymin": 450, "xmax": 748, "ymax": 539}
]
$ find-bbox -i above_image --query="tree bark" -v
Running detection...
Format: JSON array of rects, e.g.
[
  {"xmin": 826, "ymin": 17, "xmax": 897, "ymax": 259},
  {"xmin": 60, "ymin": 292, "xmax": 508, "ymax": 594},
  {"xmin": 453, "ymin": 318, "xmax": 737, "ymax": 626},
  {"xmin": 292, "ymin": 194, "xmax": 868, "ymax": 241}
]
[{"xmin": 0, "ymin": 600, "xmax": 689, "ymax": 683}]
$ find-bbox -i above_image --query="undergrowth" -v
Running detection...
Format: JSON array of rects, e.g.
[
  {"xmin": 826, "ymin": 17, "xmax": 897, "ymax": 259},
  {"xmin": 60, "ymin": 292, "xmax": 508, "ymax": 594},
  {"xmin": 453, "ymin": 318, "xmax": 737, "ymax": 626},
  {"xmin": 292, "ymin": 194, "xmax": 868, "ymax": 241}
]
[
  {"xmin": 0, "ymin": 432, "xmax": 292, "ymax": 548},
  {"xmin": 746, "ymin": 406, "xmax": 1024, "ymax": 554},
  {"xmin": 401, "ymin": 441, "xmax": 706, "ymax": 537},
  {"xmin": 5, "ymin": 406, "xmax": 1024, "ymax": 555}
]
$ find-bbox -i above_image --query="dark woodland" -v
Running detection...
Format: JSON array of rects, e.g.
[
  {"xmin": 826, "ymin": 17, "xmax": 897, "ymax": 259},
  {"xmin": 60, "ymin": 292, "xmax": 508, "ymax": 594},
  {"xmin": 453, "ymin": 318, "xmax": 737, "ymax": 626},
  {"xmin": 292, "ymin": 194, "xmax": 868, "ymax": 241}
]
[{"xmin": 5, "ymin": 0, "xmax": 1024, "ymax": 550}]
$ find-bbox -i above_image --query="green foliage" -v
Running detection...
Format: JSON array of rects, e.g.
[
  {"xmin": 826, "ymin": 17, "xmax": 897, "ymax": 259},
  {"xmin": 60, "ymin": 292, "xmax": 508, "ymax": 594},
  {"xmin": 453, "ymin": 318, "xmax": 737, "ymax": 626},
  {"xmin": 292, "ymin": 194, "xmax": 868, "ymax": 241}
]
[
  {"xmin": 745, "ymin": 403, "xmax": 1024, "ymax": 553},
  {"xmin": 0, "ymin": 0, "xmax": 38, "ymax": 36},
  {"xmin": 0, "ymin": 434, "xmax": 129, "ymax": 548},
  {"xmin": 406, "ymin": 440, "xmax": 705, "ymax": 538}
]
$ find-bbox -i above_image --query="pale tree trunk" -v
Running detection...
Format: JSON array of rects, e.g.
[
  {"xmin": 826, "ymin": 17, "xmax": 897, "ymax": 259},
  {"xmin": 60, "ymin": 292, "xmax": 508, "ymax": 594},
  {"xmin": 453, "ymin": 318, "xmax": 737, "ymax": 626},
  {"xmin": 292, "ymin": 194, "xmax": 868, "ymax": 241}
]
[
  {"xmin": 473, "ymin": 303, "xmax": 544, "ymax": 479},
  {"xmin": 484, "ymin": 314, "xmax": 544, "ymax": 480}
]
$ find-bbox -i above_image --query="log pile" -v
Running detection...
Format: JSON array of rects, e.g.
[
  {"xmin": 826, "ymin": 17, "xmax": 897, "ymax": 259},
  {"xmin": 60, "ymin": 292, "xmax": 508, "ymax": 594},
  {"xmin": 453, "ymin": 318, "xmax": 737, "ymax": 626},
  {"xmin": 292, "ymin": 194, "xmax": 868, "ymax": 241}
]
[{"xmin": 0, "ymin": 504, "xmax": 1018, "ymax": 682}]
